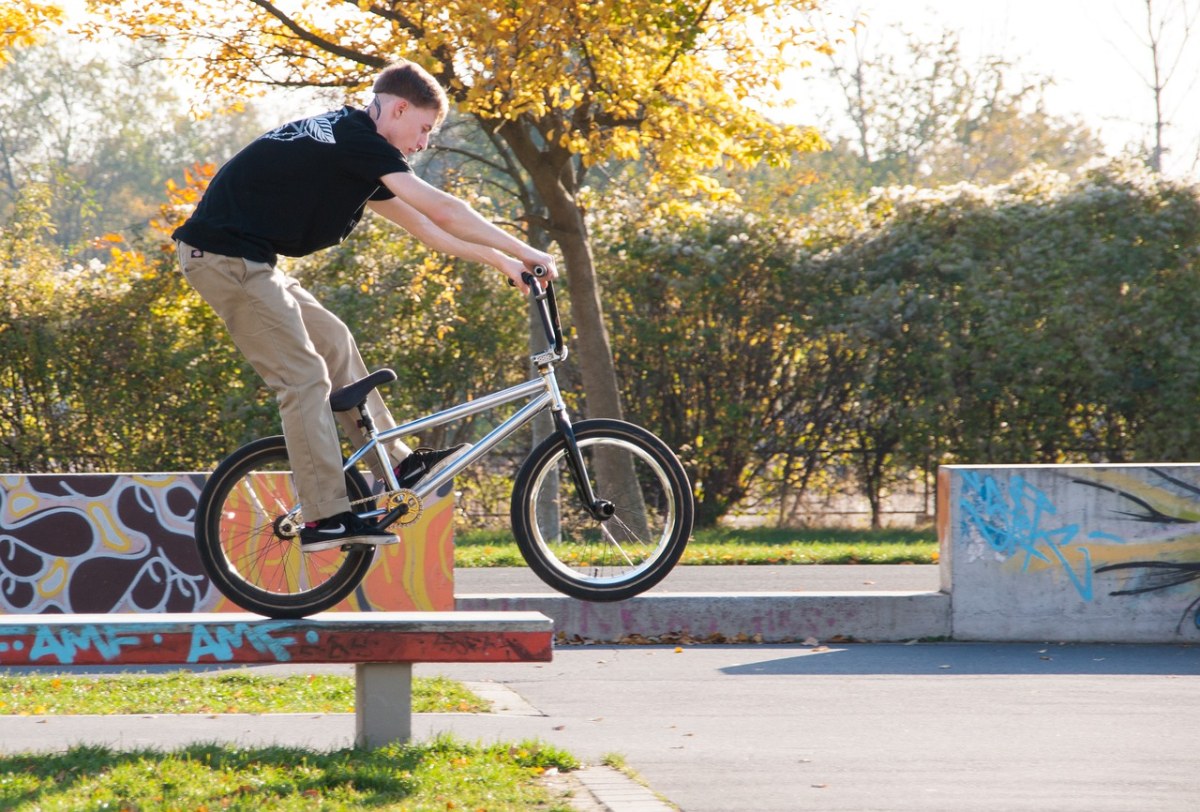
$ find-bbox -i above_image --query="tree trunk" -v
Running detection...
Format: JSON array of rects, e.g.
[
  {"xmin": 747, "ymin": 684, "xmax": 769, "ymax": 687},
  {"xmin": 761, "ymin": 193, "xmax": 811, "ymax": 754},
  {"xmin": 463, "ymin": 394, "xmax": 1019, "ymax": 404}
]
[
  {"xmin": 495, "ymin": 122, "xmax": 624, "ymax": 422},
  {"xmin": 542, "ymin": 213, "xmax": 621, "ymax": 422},
  {"xmin": 496, "ymin": 123, "xmax": 651, "ymax": 536}
]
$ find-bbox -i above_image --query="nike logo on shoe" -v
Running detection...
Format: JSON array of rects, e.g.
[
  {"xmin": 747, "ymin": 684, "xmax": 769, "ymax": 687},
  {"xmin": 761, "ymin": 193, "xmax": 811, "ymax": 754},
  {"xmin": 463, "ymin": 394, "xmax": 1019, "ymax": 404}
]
[{"xmin": 299, "ymin": 510, "xmax": 396, "ymax": 552}]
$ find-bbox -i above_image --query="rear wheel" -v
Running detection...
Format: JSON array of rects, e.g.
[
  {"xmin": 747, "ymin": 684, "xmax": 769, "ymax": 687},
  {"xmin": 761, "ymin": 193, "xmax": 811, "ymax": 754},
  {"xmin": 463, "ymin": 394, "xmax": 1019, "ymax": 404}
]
[
  {"xmin": 195, "ymin": 435, "xmax": 376, "ymax": 618},
  {"xmin": 511, "ymin": 419, "xmax": 693, "ymax": 601}
]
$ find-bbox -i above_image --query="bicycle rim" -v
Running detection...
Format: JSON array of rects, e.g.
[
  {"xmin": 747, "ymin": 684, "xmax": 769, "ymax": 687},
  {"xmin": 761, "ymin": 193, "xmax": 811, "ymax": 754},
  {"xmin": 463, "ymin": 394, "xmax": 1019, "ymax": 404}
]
[
  {"xmin": 195, "ymin": 436, "xmax": 376, "ymax": 618},
  {"xmin": 512, "ymin": 419, "xmax": 693, "ymax": 601}
]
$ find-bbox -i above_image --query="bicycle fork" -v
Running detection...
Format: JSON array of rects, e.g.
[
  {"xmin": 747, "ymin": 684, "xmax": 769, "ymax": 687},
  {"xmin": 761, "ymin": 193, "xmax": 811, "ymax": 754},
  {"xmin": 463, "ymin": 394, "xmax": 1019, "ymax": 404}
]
[{"xmin": 542, "ymin": 366, "xmax": 616, "ymax": 523}]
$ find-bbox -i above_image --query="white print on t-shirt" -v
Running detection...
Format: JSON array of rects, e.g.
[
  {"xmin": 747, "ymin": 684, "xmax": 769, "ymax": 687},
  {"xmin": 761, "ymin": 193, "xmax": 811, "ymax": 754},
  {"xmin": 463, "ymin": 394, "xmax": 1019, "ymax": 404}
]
[{"xmin": 261, "ymin": 108, "xmax": 350, "ymax": 144}]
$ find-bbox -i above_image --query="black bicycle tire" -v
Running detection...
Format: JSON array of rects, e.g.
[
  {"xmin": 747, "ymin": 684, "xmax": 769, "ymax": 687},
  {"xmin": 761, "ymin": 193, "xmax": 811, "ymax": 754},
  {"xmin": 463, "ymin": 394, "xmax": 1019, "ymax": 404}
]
[
  {"xmin": 195, "ymin": 435, "xmax": 376, "ymax": 618},
  {"xmin": 511, "ymin": 418, "xmax": 693, "ymax": 602}
]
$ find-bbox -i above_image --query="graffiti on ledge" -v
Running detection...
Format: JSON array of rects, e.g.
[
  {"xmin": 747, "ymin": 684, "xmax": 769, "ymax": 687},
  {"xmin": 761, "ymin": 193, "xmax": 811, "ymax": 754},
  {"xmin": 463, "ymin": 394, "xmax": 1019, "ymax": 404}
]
[
  {"xmin": 0, "ymin": 474, "xmax": 210, "ymax": 614},
  {"xmin": 0, "ymin": 473, "xmax": 454, "ymax": 614},
  {"xmin": 0, "ymin": 621, "xmax": 316, "ymax": 665},
  {"xmin": 957, "ymin": 467, "xmax": 1200, "ymax": 632},
  {"xmin": 956, "ymin": 470, "xmax": 1105, "ymax": 600}
]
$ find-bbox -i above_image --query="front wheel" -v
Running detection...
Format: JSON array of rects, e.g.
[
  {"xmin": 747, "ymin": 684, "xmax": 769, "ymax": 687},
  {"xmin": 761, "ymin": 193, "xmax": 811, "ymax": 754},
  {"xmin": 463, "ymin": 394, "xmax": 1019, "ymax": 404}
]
[
  {"xmin": 511, "ymin": 419, "xmax": 693, "ymax": 601},
  {"xmin": 194, "ymin": 435, "xmax": 377, "ymax": 618}
]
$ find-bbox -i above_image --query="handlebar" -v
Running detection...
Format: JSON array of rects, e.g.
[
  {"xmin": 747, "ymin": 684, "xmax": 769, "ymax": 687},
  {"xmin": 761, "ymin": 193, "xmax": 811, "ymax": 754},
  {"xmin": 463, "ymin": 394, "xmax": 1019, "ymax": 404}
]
[
  {"xmin": 507, "ymin": 264, "xmax": 549, "ymax": 286},
  {"xmin": 523, "ymin": 267, "xmax": 566, "ymax": 363},
  {"xmin": 504, "ymin": 265, "xmax": 563, "ymax": 362}
]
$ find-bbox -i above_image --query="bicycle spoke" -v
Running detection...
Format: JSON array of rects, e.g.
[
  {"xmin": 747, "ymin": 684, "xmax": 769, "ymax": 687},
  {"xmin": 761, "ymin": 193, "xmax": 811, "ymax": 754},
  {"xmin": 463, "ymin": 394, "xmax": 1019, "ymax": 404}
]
[
  {"xmin": 599, "ymin": 522, "xmax": 637, "ymax": 566},
  {"xmin": 196, "ymin": 437, "xmax": 375, "ymax": 617},
  {"xmin": 513, "ymin": 420, "xmax": 692, "ymax": 600}
]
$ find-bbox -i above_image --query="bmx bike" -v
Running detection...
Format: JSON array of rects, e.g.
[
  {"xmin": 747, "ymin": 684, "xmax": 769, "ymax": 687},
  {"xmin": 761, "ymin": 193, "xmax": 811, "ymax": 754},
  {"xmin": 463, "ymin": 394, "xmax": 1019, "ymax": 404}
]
[{"xmin": 193, "ymin": 269, "xmax": 694, "ymax": 618}]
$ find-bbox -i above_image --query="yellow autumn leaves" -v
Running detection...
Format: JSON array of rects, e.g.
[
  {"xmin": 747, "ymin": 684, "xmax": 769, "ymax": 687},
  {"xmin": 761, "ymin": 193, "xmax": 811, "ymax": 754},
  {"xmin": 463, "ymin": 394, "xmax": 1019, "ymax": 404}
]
[
  {"xmin": 0, "ymin": 0, "xmax": 62, "ymax": 62},
  {"xmin": 79, "ymin": 0, "xmax": 832, "ymax": 199}
]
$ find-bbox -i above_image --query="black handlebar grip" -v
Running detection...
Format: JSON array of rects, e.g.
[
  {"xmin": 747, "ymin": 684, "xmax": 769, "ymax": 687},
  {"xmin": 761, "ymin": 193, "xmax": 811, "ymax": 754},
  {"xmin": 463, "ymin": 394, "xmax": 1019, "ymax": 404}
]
[{"xmin": 508, "ymin": 265, "xmax": 548, "ymax": 287}]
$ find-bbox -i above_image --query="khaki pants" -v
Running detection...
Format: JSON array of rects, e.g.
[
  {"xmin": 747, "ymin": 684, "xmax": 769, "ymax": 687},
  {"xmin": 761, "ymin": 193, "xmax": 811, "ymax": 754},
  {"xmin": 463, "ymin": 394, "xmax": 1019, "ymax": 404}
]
[{"xmin": 176, "ymin": 242, "xmax": 410, "ymax": 520}]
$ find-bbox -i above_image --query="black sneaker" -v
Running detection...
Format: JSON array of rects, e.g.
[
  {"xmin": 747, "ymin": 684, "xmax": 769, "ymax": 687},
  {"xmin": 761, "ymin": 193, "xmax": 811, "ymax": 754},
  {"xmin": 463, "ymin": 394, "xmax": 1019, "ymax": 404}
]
[
  {"xmin": 394, "ymin": 444, "xmax": 472, "ymax": 490},
  {"xmin": 300, "ymin": 511, "xmax": 396, "ymax": 553}
]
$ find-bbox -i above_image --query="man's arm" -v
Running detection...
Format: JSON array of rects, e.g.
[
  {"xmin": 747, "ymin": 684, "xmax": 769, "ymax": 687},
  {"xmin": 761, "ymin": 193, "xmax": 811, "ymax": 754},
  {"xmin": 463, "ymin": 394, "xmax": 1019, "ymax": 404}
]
[
  {"xmin": 379, "ymin": 171, "xmax": 557, "ymax": 281},
  {"xmin": 367, "ymin": 194, "xmax": 535, "ymax": 290}
]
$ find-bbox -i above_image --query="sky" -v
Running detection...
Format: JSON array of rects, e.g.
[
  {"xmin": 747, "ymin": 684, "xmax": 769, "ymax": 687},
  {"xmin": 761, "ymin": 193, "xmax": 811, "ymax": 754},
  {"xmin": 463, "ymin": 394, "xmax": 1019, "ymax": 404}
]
[{"xmin": 795, "ymin": 0, "xmax": 1200, "ymax": 178}]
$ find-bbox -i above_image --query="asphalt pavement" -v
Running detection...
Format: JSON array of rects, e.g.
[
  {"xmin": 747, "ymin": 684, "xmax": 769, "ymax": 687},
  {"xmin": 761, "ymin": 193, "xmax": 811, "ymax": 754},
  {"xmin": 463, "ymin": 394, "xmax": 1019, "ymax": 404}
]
[
  {"xmin": 3, "ymin": 567, "xmax": 1198, "ymax": 812},
  {"xmin": 417, "ymin": 641, "xmax": 1200, "ymax": 811}
]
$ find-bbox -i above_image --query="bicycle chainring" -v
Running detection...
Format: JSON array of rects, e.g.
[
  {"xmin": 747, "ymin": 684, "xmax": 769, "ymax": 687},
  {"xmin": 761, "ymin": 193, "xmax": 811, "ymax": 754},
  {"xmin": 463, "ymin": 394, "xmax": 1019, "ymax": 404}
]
[{"xmin": 386, "ymin": 489, "xmax": 423, "ymax": 526}]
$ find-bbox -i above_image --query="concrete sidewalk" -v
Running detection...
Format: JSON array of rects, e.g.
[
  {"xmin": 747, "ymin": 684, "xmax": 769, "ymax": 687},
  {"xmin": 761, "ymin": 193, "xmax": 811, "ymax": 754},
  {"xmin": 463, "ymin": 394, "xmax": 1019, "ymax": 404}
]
[
  {"xmin": 457, "ymin": 565, "xmax": 950, "ymax": 644},
  {"xmin": 3, "ymin": 642, "xmax": 1198, "ymax": 811},
  {"xmin": 454, "ymin": 564, "xmax": 942, "ymax": 595},
  {"xmin": 417, "ymin": 642, "xmax": 1200, "ymax": 811}
]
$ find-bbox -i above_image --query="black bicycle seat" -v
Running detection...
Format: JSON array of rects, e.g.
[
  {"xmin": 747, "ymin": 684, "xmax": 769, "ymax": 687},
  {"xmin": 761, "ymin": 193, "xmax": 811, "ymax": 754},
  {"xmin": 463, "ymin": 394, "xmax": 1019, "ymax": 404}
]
[{"xmin": 329, "ymin": 368, "xmax": 398, "ymax": 412}]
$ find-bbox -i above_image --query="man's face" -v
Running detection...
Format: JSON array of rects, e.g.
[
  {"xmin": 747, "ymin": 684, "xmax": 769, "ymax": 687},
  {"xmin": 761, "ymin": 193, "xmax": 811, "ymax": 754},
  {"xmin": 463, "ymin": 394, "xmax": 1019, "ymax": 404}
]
[{"xmin": 388, "ymin": 101, "xmax": 441, "ymax": 158}]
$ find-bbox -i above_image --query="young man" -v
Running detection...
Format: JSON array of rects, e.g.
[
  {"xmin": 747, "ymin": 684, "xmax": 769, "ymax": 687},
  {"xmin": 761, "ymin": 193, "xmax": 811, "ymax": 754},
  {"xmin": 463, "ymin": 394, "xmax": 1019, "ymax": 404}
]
[{"xmin": 174, "ymin": 60, "xmax": 557, "ymax": 551}]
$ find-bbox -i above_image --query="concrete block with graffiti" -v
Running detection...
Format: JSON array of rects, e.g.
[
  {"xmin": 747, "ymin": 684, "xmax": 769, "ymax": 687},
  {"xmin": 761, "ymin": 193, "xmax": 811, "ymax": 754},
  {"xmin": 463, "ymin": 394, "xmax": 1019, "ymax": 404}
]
[
  {"xmin": 0, "ymin": 473, "xmax": 454, "ymax": 615},
  {"xmin": 940, "ymin": 464, "xmax": 1200, "ymax": 642}
]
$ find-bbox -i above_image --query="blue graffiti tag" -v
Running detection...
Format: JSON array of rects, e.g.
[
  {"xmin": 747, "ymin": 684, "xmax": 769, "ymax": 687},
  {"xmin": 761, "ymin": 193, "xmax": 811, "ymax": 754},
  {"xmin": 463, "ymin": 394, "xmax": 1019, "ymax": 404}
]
[
  {"xmin": 19, "ymin": 625, "xmax": 143, "ymax": 665},
  {"xmin": 186, "ymin": 622, "xmax": 301, "ymax": 663},
  {"xmin": 0, "ymin": 621, "xmax": 312, "ymax": 665},
  {"xmin": 958, "ymin": 471, "xmax": 1095, "ymax": 600}
]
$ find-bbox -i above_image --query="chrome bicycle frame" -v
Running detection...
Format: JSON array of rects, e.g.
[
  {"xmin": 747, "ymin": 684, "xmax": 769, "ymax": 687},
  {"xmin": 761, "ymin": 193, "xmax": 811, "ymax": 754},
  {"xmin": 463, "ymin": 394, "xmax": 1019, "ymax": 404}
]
[
  {"xmin": 341, "ymin": 275, "xmax": 611, "ymax": 529},
  {"xmin": 349, "ymin": 369, "xmax": 559, "ymax": 506}
]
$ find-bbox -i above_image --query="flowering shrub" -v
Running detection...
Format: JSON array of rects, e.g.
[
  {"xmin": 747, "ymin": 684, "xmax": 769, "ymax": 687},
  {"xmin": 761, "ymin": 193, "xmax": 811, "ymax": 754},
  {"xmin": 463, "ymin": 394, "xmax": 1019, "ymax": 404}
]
[{"xmin": 595, "ymin": 160, "xmax": 1200, "ymax": 526}]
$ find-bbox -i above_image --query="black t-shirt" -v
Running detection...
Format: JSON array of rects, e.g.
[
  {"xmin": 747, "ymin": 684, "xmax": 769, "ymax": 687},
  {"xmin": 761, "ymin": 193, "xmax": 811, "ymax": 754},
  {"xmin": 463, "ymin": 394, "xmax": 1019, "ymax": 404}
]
[{"xmin": 173, "ymin": 106, "xmax": 411, "ymax": 264}]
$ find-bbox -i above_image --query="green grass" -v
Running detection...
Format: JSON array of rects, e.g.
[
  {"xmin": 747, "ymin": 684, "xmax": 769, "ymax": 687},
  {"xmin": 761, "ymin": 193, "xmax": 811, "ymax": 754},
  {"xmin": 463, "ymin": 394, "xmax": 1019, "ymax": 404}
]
[
  {"xmin": 455, "ymin": 526, "xmax": 938, "ymax": 567},
  {"xmin": 0, "ymin": 676, "xmax": 577, "ymax": 809},
  {"xmin": 0, "ymin": 673, "xmax": 486, "ymax": 716},
  {"xmin": 0, "ymin": 736, "xmax": 580, "ymax": 811}
]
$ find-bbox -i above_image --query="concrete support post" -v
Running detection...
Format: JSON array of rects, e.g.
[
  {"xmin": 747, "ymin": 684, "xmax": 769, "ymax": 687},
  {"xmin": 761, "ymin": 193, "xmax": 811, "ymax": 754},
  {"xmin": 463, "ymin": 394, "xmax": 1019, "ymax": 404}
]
[{"xmin": 355, "ymin": 662, "xmax": 413, "ymax": 748}]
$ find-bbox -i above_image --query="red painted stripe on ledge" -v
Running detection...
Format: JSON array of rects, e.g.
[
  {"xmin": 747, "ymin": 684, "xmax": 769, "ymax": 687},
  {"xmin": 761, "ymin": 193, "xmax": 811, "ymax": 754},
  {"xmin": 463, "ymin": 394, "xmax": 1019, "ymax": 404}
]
[{"xmin": 0, "ymin": 619, "xmax": 552, "ymax": 667}]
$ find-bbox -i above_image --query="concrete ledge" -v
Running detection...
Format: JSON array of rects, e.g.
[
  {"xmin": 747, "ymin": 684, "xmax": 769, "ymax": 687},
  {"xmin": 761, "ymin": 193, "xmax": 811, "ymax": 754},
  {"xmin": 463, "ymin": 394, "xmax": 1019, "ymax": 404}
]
[
  {"xmin": 0, "ymin": 611, "xmax": 554, "ymax": 749},
  {"xmin": 942, "ymin": 464, "xmax": 1200, "ymax": 644},
  {"xmin": 0, "ymin": 473, "xmax": 456, "ymax": 614},
  {"xmin": 0, "ymin": 612, "xmax": 555, "ymax": 667},
  {"xmin": 457, "ymin": 592, "xmax": 951, "ymax": 643}
]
